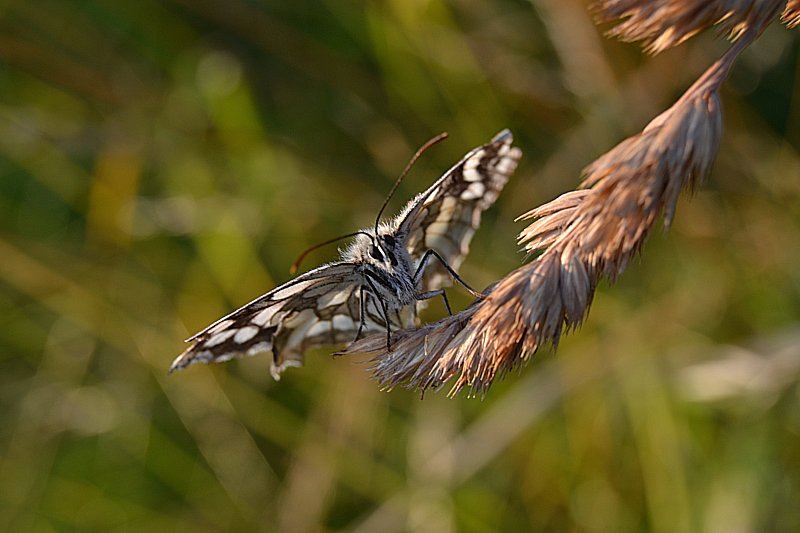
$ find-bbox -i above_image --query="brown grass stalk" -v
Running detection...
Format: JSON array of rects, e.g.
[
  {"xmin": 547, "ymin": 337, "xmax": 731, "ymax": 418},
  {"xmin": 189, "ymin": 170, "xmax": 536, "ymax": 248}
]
[
  {"xmin": 342, "ymin": 20, "xmax": 780, "ymax": 397},
  {"xmin": 592, "ymin": 0, "xmax": 786, "ymax": 54}
]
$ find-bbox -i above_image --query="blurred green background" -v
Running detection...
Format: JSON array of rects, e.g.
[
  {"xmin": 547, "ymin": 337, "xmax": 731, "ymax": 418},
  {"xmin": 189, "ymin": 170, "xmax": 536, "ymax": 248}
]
[{"xmin": 1, "ymin": 1, "xmax": 799, "ymax": 531}]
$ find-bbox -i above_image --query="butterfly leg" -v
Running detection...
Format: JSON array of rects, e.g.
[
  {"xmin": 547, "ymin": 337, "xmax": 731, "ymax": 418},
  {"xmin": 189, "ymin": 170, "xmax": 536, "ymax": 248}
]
[
  {"xmin": 365, "ymin": 276, "xmax": 394, "ymax": 351},
  {"xmin": 414, "ymin": 249, "xmax": 484, "ymax": 298},
  {"xmin": 416, "ymin": 289, "xmax": 452, "ymax": 315},
  {"xmin": 351, "ymin": 285, "xmax": 367, "ymax": 344}
]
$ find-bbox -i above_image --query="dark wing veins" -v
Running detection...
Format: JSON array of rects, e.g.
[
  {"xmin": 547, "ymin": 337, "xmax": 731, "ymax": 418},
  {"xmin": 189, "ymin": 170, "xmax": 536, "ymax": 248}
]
[
  {"xmin": 396, "ymin": 129, "xmax": 522, "ymax": 293},
  {"xmin": 171, "ymin": 262, "xmax": 385, "ymax": 379}
]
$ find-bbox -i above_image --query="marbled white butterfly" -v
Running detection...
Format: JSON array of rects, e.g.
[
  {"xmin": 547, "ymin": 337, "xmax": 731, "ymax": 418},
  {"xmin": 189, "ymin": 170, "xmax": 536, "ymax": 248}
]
[{"xmin": 170, "ymin": 129, "xmax": 521, "ymax": 379}]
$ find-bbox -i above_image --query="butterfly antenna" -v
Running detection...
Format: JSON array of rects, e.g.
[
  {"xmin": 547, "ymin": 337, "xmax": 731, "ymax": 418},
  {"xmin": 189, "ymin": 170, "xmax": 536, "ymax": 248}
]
[
  {"xmin": 290, "ymin": 231, "xmax": 374, "ymax": 274},
  {"xmin": 373, "ymin": 132, "xmax": 449, "ymax": 240}
]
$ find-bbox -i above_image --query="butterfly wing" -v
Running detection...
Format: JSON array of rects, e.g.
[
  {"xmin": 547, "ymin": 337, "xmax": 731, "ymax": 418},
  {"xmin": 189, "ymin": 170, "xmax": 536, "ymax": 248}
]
[
  {"xmin": 171, "ymin": 262, "xmax": 383, "ymax": 379},
  {"xmin": 395, "ymin": 129, "xmax": 522, "ymax": 292}
]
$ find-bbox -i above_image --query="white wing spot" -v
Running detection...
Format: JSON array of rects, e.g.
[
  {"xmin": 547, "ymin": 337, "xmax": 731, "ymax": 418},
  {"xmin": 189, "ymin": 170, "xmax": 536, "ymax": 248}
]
[
  {"xmin": 463, "ymin": 150, "xmax": 484, "ymax": 171},
  {"xmin": 307, "ymin": 321, "xmax": 331, "ymax": 338},
  {"xmin": 234, "ymin": 326, "xmax": 259, "ymax": 344},
  {"xmin": 252, "ymin": 306, "xmax": 279, "ymax": 326},
  {"xmin": 273, "ymin": 279, "xmax": 316, "ymax": 300},
  {"xmin": 438, "ymin": 196, "xmax": 457, "ymax": 216},
  {"xmin": 495, "ymin": 161, "xmax": 509, "ymax": 175},
  {"xmin": 460, "ymin": 181, "xmax": 485, "ymax": 200},
  {"xmin": 285, "ymin": 309, "xmax": 318, "ymax": 350},
  {"xmin": 425, "ymin": 220, "xmax": 451, "ymax": 237},
  {"xmin": 205, "ymin": 329, "xmax": 236, "ymax": 347},
  {"xmin": 430, "ymin": 196, "xmax": 459, "ymax": 237},
  {"xmin": 496, "ymin": 153, "xmax": 519, "ymax": 174},
  {"xmin": 332, "ymin": 314, "xmax": 355, "ymax": 330},
  {"xmin": 247, "ymin": 341, "xmax": 272, "ymax": 356},
  {"xmin": 317, "ymin": 289, "xmax": 349, "ymax": 309},
  {"xmin": 464, "ymin": 167, "xmax": 482, "ymax": 182}
]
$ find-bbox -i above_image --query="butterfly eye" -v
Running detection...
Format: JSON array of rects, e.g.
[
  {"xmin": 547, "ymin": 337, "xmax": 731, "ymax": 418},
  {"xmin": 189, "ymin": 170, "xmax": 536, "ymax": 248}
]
[
  {"xmin": 383, "ymin": 235, "xmax": 395, "ymax": 246},
  {"xmin": 370, "ymin": 245, "xmax": 385, "ymax": 262}
]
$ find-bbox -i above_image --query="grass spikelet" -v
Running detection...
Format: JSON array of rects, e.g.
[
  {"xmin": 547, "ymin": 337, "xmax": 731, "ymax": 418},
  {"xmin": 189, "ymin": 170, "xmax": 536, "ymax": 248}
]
[
  {"xmin": 783, "ymin": 0, "xmax": 800, "ymax": 27},
  {"xmin": 592, "ymin": 0, "xmax": 785, "ymax": 54}
]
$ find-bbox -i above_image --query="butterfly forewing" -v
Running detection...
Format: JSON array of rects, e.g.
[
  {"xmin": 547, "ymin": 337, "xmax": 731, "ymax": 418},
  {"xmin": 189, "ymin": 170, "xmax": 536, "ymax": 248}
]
[
  {"xmin": 171, "ymin": 263, "xmax": 384, "ymax": 379},
  {"xmin": 397, "ymin": 129, "xmax": 522, "ymax": 292}
]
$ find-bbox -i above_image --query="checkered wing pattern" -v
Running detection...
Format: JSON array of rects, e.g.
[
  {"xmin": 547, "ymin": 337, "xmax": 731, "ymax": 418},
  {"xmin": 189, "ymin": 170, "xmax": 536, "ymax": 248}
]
[
  {"xmin": 171, "ymin": 263, "xmax": 383, "ymax": 379},
  {"xmin": 396, "ymin": 129, "xmax": 522, "ymax": 292}
]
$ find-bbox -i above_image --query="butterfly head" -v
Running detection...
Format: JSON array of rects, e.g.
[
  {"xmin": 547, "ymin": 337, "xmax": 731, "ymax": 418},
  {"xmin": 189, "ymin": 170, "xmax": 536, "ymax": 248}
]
[
  {"xmin": 369, "ymin": 233, "xmax": 400, "ymax": 267},
  {"xmin": 343, "ymin": 227, "xmax": 410, "ymax": 274}
]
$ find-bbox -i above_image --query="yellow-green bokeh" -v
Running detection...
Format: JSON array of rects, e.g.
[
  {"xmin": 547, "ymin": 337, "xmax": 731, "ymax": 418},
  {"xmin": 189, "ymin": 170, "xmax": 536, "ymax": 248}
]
[{"xmin": 1, "ymin": 1, "xmax": 799, "ymax": 531}]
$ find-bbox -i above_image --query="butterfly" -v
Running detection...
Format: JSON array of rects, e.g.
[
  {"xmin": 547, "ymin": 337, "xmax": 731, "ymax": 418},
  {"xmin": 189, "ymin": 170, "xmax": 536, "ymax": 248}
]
[{"xmin": 170, "ymin": 129, "xmax": 521, "ymax": 379}]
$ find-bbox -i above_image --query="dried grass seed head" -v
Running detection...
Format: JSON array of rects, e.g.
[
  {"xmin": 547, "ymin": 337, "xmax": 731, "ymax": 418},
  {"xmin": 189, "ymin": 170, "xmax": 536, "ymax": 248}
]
[
  {"xmin": 783, "ymin": 0, "xmax": 800, "ymax": 27},
  {"xmin": 592, "ymin": 0, "xmax": 786, "ymax": 54}
]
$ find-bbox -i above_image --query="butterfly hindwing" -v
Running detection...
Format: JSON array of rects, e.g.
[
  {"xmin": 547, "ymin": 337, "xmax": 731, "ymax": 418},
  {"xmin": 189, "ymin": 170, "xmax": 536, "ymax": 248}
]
[{"xmin": 396, "ymin": 129, "xmax": 522, "ymax": 292}]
